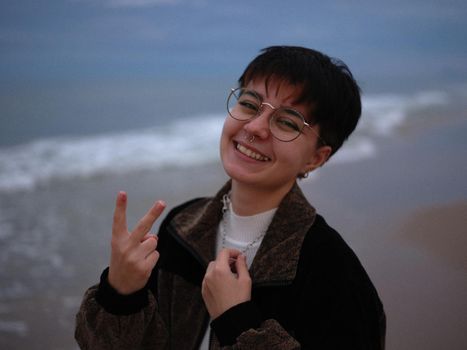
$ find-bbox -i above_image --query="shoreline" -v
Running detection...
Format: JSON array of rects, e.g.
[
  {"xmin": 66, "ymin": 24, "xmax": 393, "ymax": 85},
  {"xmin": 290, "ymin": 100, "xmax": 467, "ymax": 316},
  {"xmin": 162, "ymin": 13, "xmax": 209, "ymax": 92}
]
[{"xmin": 1, "ymin": 107, "xmax": 466, "ymax": 349}]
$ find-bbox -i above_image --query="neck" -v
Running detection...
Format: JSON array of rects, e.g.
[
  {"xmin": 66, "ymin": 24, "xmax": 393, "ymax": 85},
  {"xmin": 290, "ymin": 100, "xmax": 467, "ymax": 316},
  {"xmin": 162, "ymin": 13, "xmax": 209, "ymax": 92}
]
[{"xmin": 230, "ymin": 180, "xmax": 294, "ymax": 216}]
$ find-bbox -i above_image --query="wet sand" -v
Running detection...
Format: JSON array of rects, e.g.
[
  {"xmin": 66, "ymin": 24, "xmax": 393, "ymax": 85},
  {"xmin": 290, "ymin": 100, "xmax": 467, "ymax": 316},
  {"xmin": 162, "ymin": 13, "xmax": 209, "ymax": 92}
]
[
  {"xmin": 298, "ymin": 109, "xmax": 467, "ymax": 350},
  {"xmin": 0, "ymin": 107, "xmax": 466, "ymax": 349}
]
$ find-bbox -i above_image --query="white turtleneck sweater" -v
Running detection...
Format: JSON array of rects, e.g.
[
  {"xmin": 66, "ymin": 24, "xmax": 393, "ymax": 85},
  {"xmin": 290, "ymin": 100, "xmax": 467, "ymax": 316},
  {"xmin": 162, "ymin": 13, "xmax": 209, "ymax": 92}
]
[{"xmin": 199, "ymin": 202, "xmax": 277, "ymax": 349}]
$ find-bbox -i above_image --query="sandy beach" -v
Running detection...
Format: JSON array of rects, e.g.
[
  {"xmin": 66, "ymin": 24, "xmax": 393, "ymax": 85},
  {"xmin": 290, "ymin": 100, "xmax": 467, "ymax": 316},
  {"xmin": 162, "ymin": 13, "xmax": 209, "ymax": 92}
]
[
  {"xmin": 1, "ymin": 103, "xmax": 466, "ymax": 349},
  {"xmin": 2, "ymin": 1, "xmax": 467, "ymax": 349}
]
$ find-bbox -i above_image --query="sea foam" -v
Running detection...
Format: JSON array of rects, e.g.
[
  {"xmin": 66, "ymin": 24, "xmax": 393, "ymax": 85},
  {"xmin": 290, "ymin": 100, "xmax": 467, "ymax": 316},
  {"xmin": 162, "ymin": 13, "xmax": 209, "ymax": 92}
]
[{"xmin": 0, "ymin": 90, "xmax": 449, "ymax": 192}]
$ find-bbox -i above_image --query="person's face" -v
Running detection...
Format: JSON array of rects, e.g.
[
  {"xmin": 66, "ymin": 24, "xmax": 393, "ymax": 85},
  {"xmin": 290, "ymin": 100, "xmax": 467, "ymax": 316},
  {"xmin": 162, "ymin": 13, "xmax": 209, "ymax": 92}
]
[{"xmin": 220, "ymin": 77, "xmax": 331, "ymax": 192}]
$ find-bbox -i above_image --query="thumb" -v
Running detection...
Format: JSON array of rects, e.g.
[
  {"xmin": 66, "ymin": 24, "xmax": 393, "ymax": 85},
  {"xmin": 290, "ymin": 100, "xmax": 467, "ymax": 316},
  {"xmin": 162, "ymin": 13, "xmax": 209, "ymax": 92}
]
[{"xmin": 235, "ymin": 254, "xmax": 249, "ymax": 278}]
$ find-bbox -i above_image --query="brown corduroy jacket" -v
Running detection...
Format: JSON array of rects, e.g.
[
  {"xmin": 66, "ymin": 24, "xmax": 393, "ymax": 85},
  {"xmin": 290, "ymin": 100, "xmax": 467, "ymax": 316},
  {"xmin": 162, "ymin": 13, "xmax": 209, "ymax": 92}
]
[{"xmin": 75, "ymin": 181, "xmax": 385, "ymax": 349}]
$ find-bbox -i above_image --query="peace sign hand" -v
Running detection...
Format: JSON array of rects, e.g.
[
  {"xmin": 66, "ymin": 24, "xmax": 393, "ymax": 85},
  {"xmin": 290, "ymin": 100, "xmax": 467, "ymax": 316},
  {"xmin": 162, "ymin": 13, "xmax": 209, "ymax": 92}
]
[{"xmin": 108, "ymin": 191, "xmax": 166, "ymax": 295}]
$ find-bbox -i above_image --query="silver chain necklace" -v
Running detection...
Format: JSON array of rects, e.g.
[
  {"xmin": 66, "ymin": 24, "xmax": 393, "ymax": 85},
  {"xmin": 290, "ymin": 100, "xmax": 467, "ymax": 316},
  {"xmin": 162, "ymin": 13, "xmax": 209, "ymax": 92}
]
[{"xmin": 220, "ymin": 193, "xmax": 267, "ymax": 254}]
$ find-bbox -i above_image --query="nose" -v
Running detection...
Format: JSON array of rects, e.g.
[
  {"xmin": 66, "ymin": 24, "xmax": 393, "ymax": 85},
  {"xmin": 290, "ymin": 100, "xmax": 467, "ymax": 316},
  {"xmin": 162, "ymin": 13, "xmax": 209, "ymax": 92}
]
[{"xmin": 243, "ymin": 103, "xmax": 275, "ymax": 140}]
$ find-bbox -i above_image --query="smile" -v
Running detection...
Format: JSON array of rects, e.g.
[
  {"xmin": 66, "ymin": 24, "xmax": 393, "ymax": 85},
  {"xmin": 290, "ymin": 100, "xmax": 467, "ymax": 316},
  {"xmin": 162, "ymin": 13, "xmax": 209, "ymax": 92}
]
[{"xmin": 236, "ymin": 143, "xmax": 271, "ymax": 161}]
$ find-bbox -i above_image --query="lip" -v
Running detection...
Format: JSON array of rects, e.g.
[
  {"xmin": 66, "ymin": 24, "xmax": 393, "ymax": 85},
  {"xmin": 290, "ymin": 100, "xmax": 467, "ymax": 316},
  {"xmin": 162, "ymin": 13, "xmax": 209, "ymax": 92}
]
[{"xmin": 233, "ymin": 140, "xmax": 271, "ymax": 162}]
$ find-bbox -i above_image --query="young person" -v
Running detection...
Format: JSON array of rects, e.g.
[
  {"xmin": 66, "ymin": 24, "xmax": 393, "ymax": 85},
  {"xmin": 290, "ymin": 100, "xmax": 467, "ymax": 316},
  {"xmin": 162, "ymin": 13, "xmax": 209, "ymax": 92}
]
[{"xmin": 75, "ymin": 46, "xmax": 386, "ymax": 349}]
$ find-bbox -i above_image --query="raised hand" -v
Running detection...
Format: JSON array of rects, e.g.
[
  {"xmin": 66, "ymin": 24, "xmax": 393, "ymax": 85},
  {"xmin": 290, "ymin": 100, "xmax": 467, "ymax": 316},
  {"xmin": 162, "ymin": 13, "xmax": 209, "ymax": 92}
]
[
  {"xmin": 108, "ymin": 191, "xmax": 166, "ymax": 295},
  {"xmin": 201, "ymin": 249, "xmax": 252, "ymax": 319}
]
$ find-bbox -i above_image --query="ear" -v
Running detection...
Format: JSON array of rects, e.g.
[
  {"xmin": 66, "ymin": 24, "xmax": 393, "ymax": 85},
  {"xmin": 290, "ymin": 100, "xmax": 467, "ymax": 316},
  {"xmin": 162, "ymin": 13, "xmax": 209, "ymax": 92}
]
[{"xmin": 302, "ymin": 145, "xmax": 332, "ymax": 173}]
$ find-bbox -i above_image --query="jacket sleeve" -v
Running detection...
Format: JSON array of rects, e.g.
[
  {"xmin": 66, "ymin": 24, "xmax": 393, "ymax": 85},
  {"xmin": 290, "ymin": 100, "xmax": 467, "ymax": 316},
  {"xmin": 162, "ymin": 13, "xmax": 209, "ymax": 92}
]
[
  {"xmin": 210, "ymin": 301, "xmax": 300, "ymax": 350},
  {"xmin": 210, "ymin": 279, "xmax": 385, "ymax": 350},
  {"xmin": 74, "ymin": 268, "xmax": 169, "ymax": 350}
]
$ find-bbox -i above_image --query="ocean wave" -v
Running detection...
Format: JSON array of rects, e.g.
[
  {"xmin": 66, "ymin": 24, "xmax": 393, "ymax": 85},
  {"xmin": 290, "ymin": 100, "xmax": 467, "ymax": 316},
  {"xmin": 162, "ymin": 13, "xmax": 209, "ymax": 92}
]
[
  {"xmin": 0, "ymin": 90, "xmax": 450, "ymax": 192},
  {"xmin": 359, "ymin": 90, "xmax": 449, "ymax": 136}
]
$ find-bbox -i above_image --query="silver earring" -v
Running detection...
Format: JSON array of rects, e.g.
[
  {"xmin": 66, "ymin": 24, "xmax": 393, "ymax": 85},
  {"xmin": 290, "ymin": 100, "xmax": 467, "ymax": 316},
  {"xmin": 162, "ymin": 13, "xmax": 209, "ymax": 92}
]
[{"xmin": 302, "ymin": 171, "xmax": 309, "ymax": 178}]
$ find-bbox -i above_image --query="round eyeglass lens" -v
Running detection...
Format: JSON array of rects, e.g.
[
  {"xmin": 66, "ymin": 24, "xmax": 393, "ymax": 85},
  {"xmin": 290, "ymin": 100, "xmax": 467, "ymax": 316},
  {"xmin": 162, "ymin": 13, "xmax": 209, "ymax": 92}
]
[
  {"xmin": 227, "ymin": 88, "xmax": 261, "ymax": 121},
  {"xmin": 270, "ymin": 109, "xmax": 305, "ymax": 141}
]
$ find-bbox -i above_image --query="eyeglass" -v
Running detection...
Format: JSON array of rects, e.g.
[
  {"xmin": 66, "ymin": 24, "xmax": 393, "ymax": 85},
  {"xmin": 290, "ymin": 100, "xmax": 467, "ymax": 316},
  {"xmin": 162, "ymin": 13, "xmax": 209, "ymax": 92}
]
[{"xmin": 226, "ymin": 87, "xmax": 326, "ymax": 144}]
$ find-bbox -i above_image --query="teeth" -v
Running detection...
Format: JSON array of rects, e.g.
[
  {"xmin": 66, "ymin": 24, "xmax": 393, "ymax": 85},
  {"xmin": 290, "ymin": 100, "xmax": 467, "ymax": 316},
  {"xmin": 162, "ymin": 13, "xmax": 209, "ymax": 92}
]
[{"xmin": 236, "ymin": 143, "xmax": 270, "ymax": 161}]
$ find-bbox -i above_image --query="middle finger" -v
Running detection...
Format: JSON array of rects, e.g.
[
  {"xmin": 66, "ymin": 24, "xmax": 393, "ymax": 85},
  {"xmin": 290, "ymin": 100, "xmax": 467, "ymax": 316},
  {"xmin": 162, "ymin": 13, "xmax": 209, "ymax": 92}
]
[{"xmin": 131, "ymin": 200, "xmax": 166, "ymax": 241}]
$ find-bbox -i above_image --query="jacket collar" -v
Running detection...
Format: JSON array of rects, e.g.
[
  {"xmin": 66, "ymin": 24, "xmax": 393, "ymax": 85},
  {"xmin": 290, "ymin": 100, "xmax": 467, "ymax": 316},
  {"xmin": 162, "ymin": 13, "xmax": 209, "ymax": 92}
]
[{"xmin": 168, "ymin": 180, "xmax": 316, "ymax": 285}]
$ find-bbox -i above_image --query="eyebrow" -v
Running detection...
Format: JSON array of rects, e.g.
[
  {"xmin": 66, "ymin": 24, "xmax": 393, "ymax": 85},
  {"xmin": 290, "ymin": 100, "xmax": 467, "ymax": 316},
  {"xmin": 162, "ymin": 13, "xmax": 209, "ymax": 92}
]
[
  {"xmin": 242, "ymin": 90, "xmax": 260, "ymax": 100},
  {"xmin": 245, "ymin": 88, "xmax": 304, "ymax": 117},
  {"xmin": 282, "ymin": 107, "xmax": 303, "ymax": 118}
]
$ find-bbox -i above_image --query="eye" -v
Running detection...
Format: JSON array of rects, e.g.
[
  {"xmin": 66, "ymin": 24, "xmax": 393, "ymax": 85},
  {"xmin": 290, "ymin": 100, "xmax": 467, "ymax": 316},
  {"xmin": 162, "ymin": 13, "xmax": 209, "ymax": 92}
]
[
  {"xmin": 274, "ymin": 115, "xmax": 301, "ymax": 132},
  {"xmin": 237, "ymin": 96, "xmax": 260, "ymax": 115},
  {"xmin": 239, "ymin": 100, "xmax": 259, "ymax": 111}
]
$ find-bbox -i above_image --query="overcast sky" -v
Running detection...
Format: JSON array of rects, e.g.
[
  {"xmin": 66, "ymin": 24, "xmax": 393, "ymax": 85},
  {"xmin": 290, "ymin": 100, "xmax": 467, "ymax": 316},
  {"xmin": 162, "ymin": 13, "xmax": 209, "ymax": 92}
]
[{"xmin": 1, "ymin": 0, "xmax": 467, "ymax": 88}]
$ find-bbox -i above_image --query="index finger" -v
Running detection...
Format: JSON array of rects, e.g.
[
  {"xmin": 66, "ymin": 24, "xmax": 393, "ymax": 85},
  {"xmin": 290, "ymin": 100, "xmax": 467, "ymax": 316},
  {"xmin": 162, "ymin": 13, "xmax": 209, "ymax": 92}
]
[
  {"xmin": 112, "ymin": 191, "xmax": 128, "ymax": 237},
  {"xmin": 131, "ymin": 200, "xmax": 166, "ymax": 241}
]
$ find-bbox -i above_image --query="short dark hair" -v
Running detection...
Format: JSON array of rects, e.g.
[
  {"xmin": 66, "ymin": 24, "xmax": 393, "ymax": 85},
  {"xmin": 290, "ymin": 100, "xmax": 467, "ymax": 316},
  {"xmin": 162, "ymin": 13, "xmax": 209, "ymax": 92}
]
[{"xmin": 238, "ymin": 46, "xmax": 361, "ymax": 157}]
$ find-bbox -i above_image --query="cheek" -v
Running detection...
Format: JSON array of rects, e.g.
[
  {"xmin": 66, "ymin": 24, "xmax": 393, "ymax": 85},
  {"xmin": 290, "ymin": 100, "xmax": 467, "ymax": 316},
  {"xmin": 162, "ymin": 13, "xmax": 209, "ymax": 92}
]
[
  {"xmin": 276, "ymin": 142, "xmax": 313, "ymax": 169},
  {"xmin": 220, "ymin": 119, "xmax": 236, "ymax": 155},
  {"xmin": 220, "ymin": 119, "xmax": 232, "ymax": 147},
  {"xmin": 221, "ymin": 117, "xmax": 238, "ymax": 139}
]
